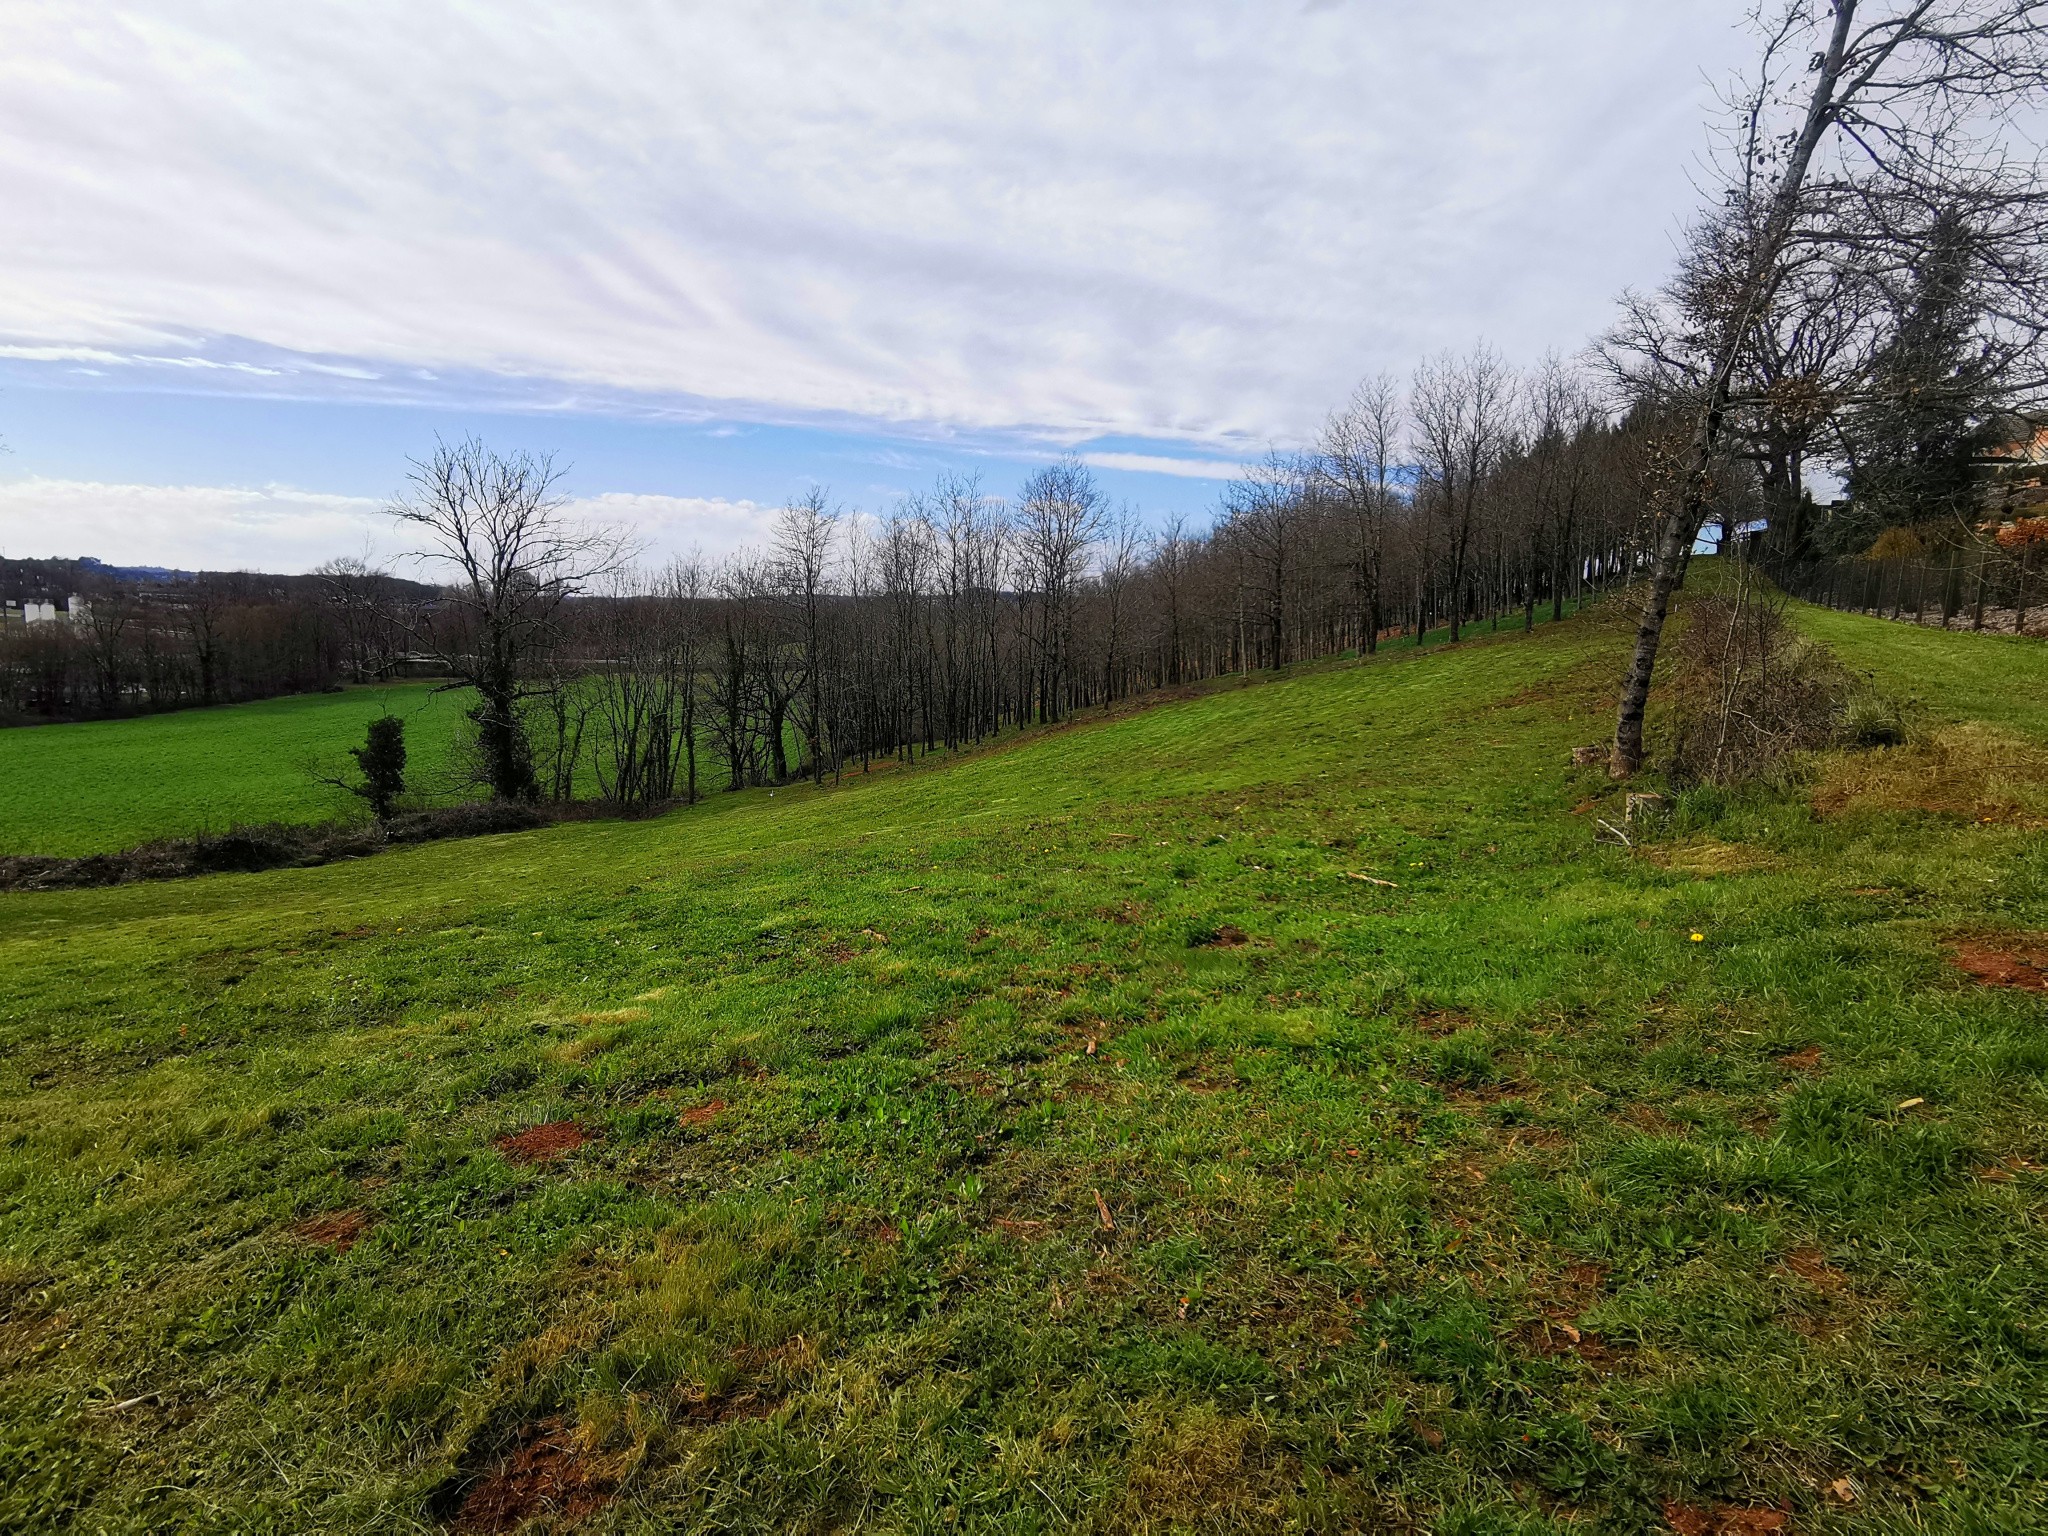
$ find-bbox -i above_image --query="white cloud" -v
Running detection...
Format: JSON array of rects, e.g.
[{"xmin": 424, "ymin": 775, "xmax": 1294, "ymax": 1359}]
[
  {"xmin": 0, "ymin": 344, "xmax": 133, "ymax": 365},
  {"xmin": 0, "ymin": 341, "xmax": 282, "ymax": 375},
  {"xmin": 0, "ymin": 3, "xmax": 1753, "ymax": 446},
  {"xmin": 1081, "ymin": 452, "xmax": 1245, "ymax": 481},
  {"xmin": 0, "ymin": 478, "xmax": 390, "ymax": 571},
  {"xmin": 562, "ymin": 492, "xmax": 780, "ymax": 566},
  {"xmin": 0, "ymin": 477, "xmax": 777, "ymax": 573}
]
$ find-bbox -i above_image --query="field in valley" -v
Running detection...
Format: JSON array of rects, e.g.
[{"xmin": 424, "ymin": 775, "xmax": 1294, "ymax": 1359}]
[
  {"xmin": 0, "ymin": 682, "xmax": 470, "ymax": 857},
  {"xmin": 2, "ymin": 583, "xmax": 2045, "ymax": 1532}
]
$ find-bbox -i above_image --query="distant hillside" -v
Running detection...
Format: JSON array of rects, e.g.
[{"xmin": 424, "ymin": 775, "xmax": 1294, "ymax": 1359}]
[{"xmin": 0, "ymin": 555, "xmax": 437, "ymax": 602}]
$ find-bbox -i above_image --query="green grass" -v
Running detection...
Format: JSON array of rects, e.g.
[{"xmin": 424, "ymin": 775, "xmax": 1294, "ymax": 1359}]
[
  {"xmin": 2, "ymin": 590, "xmax": 2045, "ymax": 1532},
  {"xmin": 1795, "ymin": 601, "xmax": 2048, "ymax": 735},
  {"xmin": 0, "ymin": 683, "xmax": 471, "ymax": 856}
]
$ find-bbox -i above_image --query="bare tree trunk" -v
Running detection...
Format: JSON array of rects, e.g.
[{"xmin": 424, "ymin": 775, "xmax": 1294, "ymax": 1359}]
[{"xmin": 1611, "ymin": 2, "xmax": 1858, "ymax": 777}]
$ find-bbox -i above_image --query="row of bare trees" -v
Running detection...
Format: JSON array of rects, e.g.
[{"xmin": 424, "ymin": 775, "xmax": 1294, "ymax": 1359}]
[{"xmin": 379, "ymin": 369, "xmax": 1674, "ymax": 805}]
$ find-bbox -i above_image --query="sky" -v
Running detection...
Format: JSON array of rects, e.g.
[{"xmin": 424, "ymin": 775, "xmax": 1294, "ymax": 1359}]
[{"xmin": 0, "ymin": 3, "xmax": 1760, "ymax": 573}]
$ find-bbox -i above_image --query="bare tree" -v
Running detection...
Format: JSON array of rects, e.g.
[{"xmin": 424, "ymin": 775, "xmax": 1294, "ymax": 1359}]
[
  {"xmin": 706, "ymin": 556, "xmax": 769, "ymax": 791},
  {"xmin": 1014, "ymin": 458, "xmax": 1106, "ymax": 721},
  {"xmin": 773, "ymin": 489, "xmax": 838, "ymax": 782},
  {"xmin": 1148, "ymin": 515, "xmax": 1195, "ymax": 683},
  {"xmin": 1096, "ymin": 504, "xmax": 1146, "ymax": 702},
  {"xmin": 1317, "ymin": 373, "xmax": 1404, "ymax": 654},
  {"xmin": 390, "ymin": 437, "xmax": 628, "ymax": 801},
  {"xmin": 1216, "ymin": 453, "xmax": 1311, "ymax": 668},
  {"xmin": 1411, "ymin": 347, "xmax": 1518, "ymax": 642},
  {"xmin": 313, "ymin": 554, "xmax": 416, "ymax": 684}
]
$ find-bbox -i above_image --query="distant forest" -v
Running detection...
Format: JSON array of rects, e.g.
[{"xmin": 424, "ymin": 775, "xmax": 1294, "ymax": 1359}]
[{"xmin": 0, "ymin": 556, "xmax": 437, "ymax": 724}]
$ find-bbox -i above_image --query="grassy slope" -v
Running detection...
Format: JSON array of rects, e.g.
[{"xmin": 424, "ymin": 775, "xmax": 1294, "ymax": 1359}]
[
  {"xmin": 0, "ymin": 683, "xmax": 470, "ymax": 857},
  {"xmin": 1795, "ymin": 603, "xmax": 2048, "ymax": 735},
  {"xmin": 1, "ymin": 598, "xmax": 2044, "ymax": 1532}
]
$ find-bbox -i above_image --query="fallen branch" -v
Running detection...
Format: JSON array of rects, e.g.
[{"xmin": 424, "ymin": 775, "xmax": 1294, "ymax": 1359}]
[{"xmin": 93, "ymin": 1392, "xmax": 160, "ymax": 1413}]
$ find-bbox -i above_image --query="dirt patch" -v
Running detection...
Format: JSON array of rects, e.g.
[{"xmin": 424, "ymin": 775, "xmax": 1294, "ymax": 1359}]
[
  {"xmin": 676, "ymin": 1098, "xmax": 727, "ymax": 1127},
  {"xmin": 1950, "ymin": 938, "xmax": 2048, "ymax": 990},
  {"xmin": 494, "ymin": 1122, "xmax": 594, "ymax": 1163},
  {"xmin": 1623, "ymin": 1103, "xmax": 1685, "ymax": 1136},
  {"xmin": 1498, "ymin": 1124, "xmax": 1568, "ymax": 1152},
  {"xmin": 293, "ymin": 1209, "xmax": 370, "ymax": 1253},
  {"xmin": 1775, "ymin": 1046, "xmax": 1824, "ymax": 1072},
  {"xmin": 1661, "ymin": 1501, "xmax": 1788, "ymax": 1536},
  {"xmin": 1558, "ymin": 1261, "xmax": 1609, "ymax": 1297},
  {"xmin": 1514, "ymin": 1261, "xmax": 1621, "ymax": 1368},
  {"xmin": 448, "ymin": 1419, "xmax": 612, "ymax": 1534},
  {"xmin": 677, "ymin": 1388, "xmax": 782, "ymax": 1423},
  {"xmin": 1782, "ymin": 1245, "xmax": 1847, "ymax": 1291},
  {"xmin": 1195, "ymin": 924, "xmax": 1250, "ymax": 948},
  {"xmin": 1410, "ymin": 1008, "xmax": 1477, "ymax": 1037},
  {"xmin": 1515, "ymin": 1317, "xmax": 1626, "ymax": 1370}
]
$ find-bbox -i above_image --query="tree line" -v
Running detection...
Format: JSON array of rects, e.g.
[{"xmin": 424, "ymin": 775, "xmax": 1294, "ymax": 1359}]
[
  {"xmin": 379, "ymin": 376, "xmax": 1667, "ymax": 809},
  {"xmin": 0, "ymin": 559, "xmax": 432, "ymax": 724}
]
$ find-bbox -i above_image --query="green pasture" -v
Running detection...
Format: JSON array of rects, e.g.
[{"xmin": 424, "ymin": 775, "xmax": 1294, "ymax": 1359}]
[
  {"xmin": 1, "ymin": 583, "xmax": 2045, "ymax": 1532},
  {"xmin": 0, "ymin": 683, "xmax": 471, "ymax": 857}
]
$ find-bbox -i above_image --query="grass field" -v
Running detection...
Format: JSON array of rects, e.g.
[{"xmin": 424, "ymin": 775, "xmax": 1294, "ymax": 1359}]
[
  {"xmin": 2, "ymin": 580, "xmax": 2046, "ymax": 1532},
  {"xmin": 0, "ymin": 683, "xmax": 472, "ymax": 857}
]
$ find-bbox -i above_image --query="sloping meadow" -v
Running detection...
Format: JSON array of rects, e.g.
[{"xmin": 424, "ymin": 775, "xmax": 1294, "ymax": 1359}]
[{"xmin": 2, "ymin": 598, "xmax": 2045, "ymax": 1532}]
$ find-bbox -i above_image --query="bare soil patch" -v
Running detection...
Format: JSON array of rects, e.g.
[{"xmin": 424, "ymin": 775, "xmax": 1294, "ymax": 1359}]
[
  {"xmin": 1782, "ymin": 1245, "xmax": 1847, "ymax": 1291},
  {"xmin": 448, "ymin": 1419, "xmax": 612, "ymax": 1534},
  {"xmin": 1950, "ymin": 937, "xmax": 2048, "ymax": 989},
  {"xmin": 293, "ymin": 1209, "xmax": 370, "ymax": 1253},
  {"xmin": 1514, "ymin": 1260, "xmax": 1623, "ymax": 1369},
  {"xmin": 494, "ymin": 1122, "xmax": 594, "ymax": 1163},
  {"xmin": 1662, "ymin": 1502, "xmax": 1788, "ymax": 1536},
  {"xmin": 1410, "ymin": 1008, "xmax": 1477, "ymax": 1037},
  {"xmin": 1775, "ymin": 1046, "xmax": 1824, "ymax": 1072},
  {"xmin": 676, "ymin": 1098, "xmax": 727, "ymax": 1127},
  {"xmin": 677, "ymin": 1388, "xmax": 782, "ymax": 1424}
]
